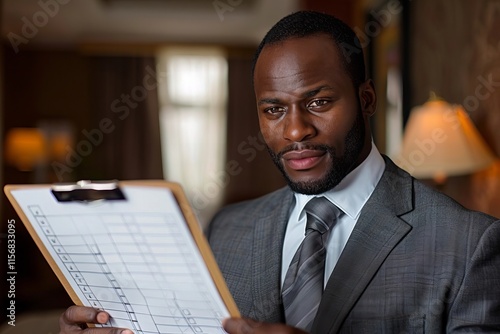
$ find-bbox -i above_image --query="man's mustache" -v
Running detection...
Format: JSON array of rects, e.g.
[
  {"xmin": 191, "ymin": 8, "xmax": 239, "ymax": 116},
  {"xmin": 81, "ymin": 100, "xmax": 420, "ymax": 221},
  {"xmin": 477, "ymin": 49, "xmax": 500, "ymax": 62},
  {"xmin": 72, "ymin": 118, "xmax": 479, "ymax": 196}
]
[{"xmin": 276, "ymin": 143, "xmax": 331, "ymax": 159}]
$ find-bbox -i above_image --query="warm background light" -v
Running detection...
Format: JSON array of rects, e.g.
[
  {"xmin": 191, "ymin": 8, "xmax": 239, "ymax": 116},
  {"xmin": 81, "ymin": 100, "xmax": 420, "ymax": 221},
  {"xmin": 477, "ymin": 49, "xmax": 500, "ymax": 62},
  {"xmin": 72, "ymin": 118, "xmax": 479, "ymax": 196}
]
[
  {"xmin": 49, "ymin": 132, "xmax": 73, "ymax": 162},
  {"xmin": 4, "ymin": 128, "xmax": 47, "ymax": 172},
  {"xmin": 396, "ymin": 99, "xmax": 497, "ymax": 183}
]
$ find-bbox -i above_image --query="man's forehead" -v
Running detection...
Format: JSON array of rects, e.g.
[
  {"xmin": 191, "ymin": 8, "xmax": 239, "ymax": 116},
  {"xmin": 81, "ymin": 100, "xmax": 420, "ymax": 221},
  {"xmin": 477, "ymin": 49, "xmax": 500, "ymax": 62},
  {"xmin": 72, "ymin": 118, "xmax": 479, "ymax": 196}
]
[{"xmin": 255, "ymin": 35, "xmax": 343, "ymax": 78}]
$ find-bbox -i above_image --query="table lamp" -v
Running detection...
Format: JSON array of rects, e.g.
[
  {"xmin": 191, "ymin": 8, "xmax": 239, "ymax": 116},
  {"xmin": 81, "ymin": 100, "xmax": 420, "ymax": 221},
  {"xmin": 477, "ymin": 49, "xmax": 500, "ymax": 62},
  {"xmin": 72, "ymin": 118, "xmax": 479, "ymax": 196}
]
[
  {"xmin": 4, "ymin": 127, "xmax": 47, "ymax": 172},
  {"xmin": 395, "ymin": 94, "xmax": 497, "ymax": 185}
]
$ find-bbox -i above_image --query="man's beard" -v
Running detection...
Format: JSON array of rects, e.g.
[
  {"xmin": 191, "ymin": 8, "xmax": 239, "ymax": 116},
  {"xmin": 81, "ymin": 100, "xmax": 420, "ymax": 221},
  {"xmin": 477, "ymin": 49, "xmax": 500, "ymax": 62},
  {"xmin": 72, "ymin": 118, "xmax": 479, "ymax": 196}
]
[{"xmin": 267, "ymin": 109, "xmax": 366, "ymax": 195}]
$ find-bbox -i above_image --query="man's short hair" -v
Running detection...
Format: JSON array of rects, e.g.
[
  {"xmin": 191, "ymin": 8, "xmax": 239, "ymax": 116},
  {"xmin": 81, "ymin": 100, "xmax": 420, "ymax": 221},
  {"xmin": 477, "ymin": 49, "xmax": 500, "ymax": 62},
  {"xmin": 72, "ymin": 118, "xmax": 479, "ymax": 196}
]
[{"xmin": 252, "ymin": 11, "xmax": 366, "ymax": 88}]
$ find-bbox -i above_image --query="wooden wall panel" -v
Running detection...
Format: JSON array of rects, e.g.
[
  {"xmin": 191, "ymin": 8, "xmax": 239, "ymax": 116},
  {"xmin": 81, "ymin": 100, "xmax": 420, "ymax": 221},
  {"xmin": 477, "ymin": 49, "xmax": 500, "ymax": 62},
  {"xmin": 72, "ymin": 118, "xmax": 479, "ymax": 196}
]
[{"xmin": 409, "ymin": 0, "xmax": 500, "ymax": 217}]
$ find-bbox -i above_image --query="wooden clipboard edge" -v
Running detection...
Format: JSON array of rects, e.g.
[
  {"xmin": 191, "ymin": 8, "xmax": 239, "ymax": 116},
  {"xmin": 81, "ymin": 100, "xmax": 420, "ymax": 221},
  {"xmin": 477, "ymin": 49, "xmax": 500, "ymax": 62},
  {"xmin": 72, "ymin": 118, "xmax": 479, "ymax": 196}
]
[
  {"xmin": 4, "ymin": 184, "xmax": 85, "ymax": 308},
  {"xmin": 119, "ymin": 180, "xmax": 241, "ymax": 318},
  {"xmin": 4, "ymin": 181, "xmax": 240, "ymax": 318}
]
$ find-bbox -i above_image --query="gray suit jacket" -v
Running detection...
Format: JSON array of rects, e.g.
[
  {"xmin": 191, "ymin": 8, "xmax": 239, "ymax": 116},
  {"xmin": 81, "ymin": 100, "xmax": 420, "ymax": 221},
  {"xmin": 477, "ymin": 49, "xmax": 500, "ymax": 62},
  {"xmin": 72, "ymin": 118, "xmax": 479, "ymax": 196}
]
[{"xmin": 207, "ymin": 157, "xmax": 500, "ymax": 333}]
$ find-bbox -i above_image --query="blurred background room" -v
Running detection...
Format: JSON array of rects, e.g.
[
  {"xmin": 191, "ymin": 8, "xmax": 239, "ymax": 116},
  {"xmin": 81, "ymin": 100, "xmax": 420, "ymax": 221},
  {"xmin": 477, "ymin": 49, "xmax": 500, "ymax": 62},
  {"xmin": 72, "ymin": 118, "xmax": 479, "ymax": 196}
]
[{"xmin": 0, "ymin": 0, "xmax": 499, "ymax": 331}]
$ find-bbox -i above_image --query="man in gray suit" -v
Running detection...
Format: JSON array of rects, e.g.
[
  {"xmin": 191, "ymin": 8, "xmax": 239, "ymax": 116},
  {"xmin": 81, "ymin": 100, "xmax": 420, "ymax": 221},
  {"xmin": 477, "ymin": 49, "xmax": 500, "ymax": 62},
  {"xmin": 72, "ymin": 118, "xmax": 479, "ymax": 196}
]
[{"xmin": 60, "ymin": 11, "xmax": 500, "ymax": 334}]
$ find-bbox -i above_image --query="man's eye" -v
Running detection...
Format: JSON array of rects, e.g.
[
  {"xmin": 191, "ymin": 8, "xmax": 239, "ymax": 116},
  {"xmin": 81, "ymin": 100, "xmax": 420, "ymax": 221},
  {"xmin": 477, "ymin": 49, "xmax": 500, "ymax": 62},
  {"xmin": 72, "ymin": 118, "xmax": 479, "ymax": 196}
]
[
  {"xmin": 308, "ymin": 100, "xmax": 329, "ymax": 108},
  {"xmin": 265, "ymin": 106, "xmax": 286, "ymax": 114}
]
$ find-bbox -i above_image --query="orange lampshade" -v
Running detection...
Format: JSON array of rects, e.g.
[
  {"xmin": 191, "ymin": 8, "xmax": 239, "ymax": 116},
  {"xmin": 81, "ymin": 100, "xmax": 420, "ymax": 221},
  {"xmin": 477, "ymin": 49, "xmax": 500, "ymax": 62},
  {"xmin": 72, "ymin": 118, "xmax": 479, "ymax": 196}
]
[
  {"xmin": 395, "ymin": 99, "xmax": 496, "ymax": 183},
  {"xmin": 4, "ymin": 128, "xmax": 47, "ymax": 171}
]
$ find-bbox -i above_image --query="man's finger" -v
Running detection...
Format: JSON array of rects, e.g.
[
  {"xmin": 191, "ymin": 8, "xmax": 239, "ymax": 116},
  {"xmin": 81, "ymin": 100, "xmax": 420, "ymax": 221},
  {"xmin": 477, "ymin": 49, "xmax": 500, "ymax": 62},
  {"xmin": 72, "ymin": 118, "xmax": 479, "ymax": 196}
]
[
  {"xmin": 60, "ymin": 305, "xmax": 109, "ymax": 327},
  {"xmin": 59, "ymin": 305, "xmax": 134, "ymax": 334}
]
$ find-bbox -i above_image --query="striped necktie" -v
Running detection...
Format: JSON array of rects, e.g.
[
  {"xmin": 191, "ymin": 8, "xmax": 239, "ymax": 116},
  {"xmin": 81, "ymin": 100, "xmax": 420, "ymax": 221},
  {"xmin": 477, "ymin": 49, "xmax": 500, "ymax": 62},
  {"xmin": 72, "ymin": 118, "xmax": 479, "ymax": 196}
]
[{"xmin": 282, "ymin": 197, "xmax": 340, "ymax": 331}]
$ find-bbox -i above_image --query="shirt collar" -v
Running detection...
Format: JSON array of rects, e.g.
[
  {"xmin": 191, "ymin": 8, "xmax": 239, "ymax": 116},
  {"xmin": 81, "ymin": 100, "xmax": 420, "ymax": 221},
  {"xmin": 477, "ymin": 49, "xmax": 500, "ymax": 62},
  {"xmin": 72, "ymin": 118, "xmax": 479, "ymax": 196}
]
[{"xmin": 294, "ymin": 143, "xmax": 385, "ymax": 220}]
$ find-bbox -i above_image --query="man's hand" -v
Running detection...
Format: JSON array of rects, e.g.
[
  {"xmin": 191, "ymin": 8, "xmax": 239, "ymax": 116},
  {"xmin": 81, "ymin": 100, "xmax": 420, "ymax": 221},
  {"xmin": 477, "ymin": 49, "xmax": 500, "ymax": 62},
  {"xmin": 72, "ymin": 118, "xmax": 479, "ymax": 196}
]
[
  {"xmin": 59, "ymin": 305, "xmax": 134, "ymax": 334},
  {"xmin": 223, "ymin": 317, "xmax": 308, "ymax": 334}
]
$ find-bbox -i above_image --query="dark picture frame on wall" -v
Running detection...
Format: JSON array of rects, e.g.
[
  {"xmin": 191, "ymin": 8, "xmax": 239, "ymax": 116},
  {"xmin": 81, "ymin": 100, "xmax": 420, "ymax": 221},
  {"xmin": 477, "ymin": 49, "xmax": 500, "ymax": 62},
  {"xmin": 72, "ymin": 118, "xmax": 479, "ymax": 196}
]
[{"xmin": 364, "ymin": 0, "xmax": 410, "ymax": 157}]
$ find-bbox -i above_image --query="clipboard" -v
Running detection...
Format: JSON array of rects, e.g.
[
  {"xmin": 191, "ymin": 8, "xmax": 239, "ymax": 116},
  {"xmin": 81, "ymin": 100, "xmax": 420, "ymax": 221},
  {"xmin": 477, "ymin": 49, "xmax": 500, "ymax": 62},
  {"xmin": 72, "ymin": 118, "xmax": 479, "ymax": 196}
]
[{"xmin": 5, "ymin": 180, "xmax": 239, "ymax": 333}]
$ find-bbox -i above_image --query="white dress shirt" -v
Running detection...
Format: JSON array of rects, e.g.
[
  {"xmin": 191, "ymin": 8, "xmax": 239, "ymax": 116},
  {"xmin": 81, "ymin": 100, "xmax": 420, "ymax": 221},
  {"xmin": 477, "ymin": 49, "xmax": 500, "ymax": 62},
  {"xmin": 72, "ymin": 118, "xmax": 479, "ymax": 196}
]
[{"xmin": 281, "ymin": 143, "xmax": 386, "ymax": 287}]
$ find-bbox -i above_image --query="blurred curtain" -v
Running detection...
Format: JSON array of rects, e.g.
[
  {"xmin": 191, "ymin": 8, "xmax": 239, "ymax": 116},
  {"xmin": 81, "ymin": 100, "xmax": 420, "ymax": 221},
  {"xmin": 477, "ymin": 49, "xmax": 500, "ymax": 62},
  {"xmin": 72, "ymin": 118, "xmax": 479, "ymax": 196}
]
[
  {"xmin": 87, "ymin": 56, "xmax": 163, "ymax": 180},
  {"xmin": 157, "ymin": 50, "xmax": 228, "ymax": 226}
]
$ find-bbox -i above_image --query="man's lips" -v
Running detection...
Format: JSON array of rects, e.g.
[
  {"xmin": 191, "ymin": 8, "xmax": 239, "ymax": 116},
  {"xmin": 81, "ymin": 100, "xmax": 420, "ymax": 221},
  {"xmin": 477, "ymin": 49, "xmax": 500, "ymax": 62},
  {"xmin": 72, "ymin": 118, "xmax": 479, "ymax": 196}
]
[{"xmin": 282, "ymin": 149, "xmax": 327, "ymax": 170}]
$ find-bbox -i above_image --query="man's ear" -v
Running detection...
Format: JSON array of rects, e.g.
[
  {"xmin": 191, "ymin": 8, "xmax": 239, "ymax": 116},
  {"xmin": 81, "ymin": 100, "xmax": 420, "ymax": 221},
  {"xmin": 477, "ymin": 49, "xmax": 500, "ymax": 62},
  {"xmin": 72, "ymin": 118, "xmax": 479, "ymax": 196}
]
[{"xmin": 359, "ymin": 79, "xmax": 377, "ymax": 116}]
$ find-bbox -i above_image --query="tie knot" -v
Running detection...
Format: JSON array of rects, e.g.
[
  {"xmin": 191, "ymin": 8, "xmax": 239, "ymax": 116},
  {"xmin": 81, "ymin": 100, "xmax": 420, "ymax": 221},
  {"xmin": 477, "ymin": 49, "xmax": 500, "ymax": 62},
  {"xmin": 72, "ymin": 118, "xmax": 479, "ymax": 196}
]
[{"xmin": 303, "ymin": 197, "xmax": 339, "ymax": 235}]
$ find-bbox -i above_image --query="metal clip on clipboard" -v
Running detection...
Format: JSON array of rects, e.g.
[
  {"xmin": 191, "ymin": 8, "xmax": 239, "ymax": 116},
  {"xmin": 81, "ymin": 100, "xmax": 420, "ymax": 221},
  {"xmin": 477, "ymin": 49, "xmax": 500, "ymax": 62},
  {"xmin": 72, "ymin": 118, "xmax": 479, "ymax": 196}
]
[{"xmin": 51, "ymin": 180, "xmax": 126, "ymax": 202}]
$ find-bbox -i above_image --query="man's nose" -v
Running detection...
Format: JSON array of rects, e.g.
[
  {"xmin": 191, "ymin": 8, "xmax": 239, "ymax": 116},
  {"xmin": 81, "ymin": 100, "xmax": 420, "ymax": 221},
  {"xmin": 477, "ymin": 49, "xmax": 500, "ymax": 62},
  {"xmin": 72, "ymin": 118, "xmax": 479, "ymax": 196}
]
[{"xmin": 283, "ymin": 107, "xmax": 317, "ymax": 142}]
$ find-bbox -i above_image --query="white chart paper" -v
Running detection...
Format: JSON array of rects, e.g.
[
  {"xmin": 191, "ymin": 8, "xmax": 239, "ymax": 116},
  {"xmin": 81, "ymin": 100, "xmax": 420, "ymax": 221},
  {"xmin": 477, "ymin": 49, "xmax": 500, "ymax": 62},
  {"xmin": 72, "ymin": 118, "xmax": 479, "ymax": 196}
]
[{"xmin": 11, "ymin": 186, "xmax": 229, "ymax": 334}]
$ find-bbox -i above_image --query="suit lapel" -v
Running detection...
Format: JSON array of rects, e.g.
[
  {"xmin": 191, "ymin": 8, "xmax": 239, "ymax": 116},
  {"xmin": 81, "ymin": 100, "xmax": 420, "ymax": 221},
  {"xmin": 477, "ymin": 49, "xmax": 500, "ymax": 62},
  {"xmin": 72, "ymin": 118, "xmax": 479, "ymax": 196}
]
[
  {"xmin": 313, "ymin": 158, "xmax": 414, "ymax": 333},
  {"xmin": 250, "ymin": 188, "xmax": 294, "ymax": 322}
]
